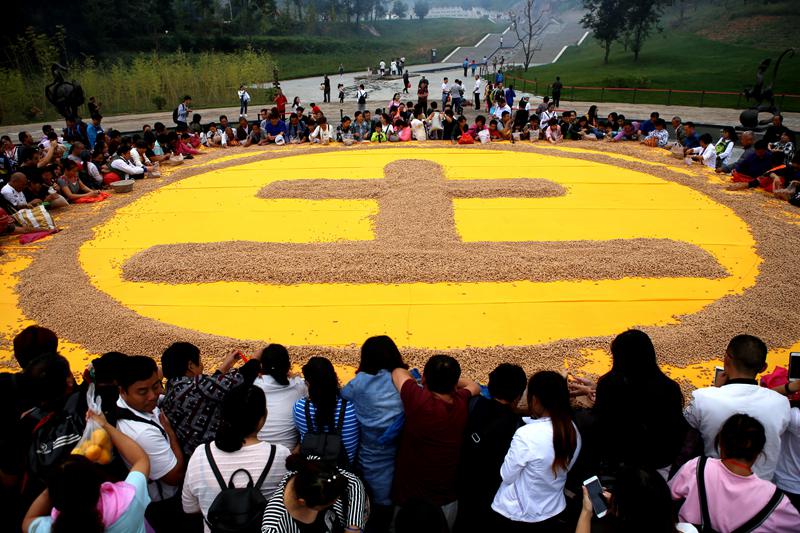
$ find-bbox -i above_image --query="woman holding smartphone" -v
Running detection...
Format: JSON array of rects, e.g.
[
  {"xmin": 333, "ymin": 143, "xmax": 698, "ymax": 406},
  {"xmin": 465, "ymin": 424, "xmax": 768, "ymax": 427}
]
[{"xmin": 491, "ymin": 371, "xmax": 581, "ymax": 531}]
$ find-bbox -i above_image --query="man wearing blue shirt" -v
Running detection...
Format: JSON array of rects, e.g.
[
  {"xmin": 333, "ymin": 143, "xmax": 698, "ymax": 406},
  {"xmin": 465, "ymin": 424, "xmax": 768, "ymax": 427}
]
[{"xmin": 262, "ymin": 112, "xmax": 288, "ymax": 144}]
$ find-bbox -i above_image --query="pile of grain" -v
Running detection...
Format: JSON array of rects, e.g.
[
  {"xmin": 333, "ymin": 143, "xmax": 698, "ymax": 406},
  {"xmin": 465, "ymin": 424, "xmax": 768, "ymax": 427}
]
[{"xmin": 12, "ymin": 142, "xmax": 800, "ymax": 384}]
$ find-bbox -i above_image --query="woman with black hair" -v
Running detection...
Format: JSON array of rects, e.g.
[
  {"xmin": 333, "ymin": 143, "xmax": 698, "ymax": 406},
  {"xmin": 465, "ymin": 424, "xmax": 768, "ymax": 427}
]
[
  {"xmin": 576, "ymin": 467, "xmax": 697, "ymax": 533},
  {"xmin": 261, "ymin": 455, "xmax": 368, "ymax": 533},
  {"xmin": 293, "ymin": 357, "xmax": 360, "ymax": 464},
  {"xmin": 492, "ymin": 371, "xmax": 581, "ymax": 530},
  {"xmin": 715, "ymin": 126, "xmax": 737, "ymax": 169},
  {"xmin": 182, "ymin": 384, "xmax": 289, "ymax": 531},
  {"xmin": 342, "ymin": 336, "xmax": 407, "ymax": 527},
  {"xmin": 255, "ymin": 344, "xmax": 308, "ymax": 450},
  {"xmin": 573, "ymin": 329, "xmax": 686, "ymax": 479},
  {"xmin": 23, "ymin": 411, "xmax": 151, "ymax": 533},
  {"xmin": 669, "ymin": 414, "xmax": 800, "ymax": 531}
]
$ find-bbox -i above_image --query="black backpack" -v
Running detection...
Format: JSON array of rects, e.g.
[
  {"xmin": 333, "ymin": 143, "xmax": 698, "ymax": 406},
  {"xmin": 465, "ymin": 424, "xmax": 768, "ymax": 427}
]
[
  {"xmin": 299, "ymin": 398, "xmax": 350, "ymax": 467},
  {"xmin": 204, "ymin": 442, "xmax": 276, "ymax": 533},
  {"xmin": 172, "ymin": 106, "xmax": 180, "ymax": 124}
]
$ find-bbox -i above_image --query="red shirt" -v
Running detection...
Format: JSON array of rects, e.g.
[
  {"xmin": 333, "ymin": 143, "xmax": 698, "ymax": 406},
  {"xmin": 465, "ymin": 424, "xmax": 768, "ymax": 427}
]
[
  {"xmin": 393, "ymin": 380, "xmax": 471, "ymax": 506},
  {"xmin": 274, "ymin": 94, "xmax": 288, "ymax": 112}
]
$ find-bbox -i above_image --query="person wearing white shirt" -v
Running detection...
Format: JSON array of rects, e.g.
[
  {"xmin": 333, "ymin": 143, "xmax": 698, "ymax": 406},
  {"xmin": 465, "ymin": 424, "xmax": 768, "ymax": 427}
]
[
  {"xmin": 1, "ymin": 172, "xmax": 31, "ymax": 209},
  {"xmin": 686, "ymin": 133, "xmax": 717, "ymax": 168},
  {"xmin": 254, "ymin": 345, "xmax": 308, "ymax": 450},
  {"xmin": 115, "ymin": 356, "xmax": 185, "ymax": 531},
  {"xmin": 540, "ymin": 103, "xmax": 558, "ymax": 130},
  {"xmin": 493, "ymin": 100, "xmax": 511, "ymax": 120},
  {"xmin": 473, "ymin": 76, "xmax": 482, "ymax": 110},
  {"xmin": 715, "ymin": 126, "xmax": 737, "ymax": 167},
  {"xmin": 441, "ymin": 77, "xmax": 451, "ymax": 110},
  {"xmin": 379, "ymin": 60, "xmax": 386, "ymax": 76},
  {"xmin": 492, "ymin": 371, "xmax": 581, "ymax": 527},
  {"xmin": 309, "ymin": 118, "xmax": 334, "ymax": 144},
  {"xmin": 411, "ymin": 114, "xmax": 427, "ymax": 140},
  {"xmin": 109, "ymin": 146, "xmax": 146, "ymax": 179},
  {"xmin": 182, "ymin": 385, "xmax": 289, "ymax": 533},
  {"xmin": 684, "ymin": 335, "xmax": 790, "ymax": 480},
  {"xmin": 770, "ymin": 379, "xmax": 800, "ymax": 507}
]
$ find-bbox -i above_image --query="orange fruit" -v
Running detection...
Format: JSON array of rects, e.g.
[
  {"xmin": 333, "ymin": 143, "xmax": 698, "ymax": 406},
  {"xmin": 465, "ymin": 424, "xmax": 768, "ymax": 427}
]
[
  {"xmin": 91, "ymin": 428, "xmax": 111, "ymax": 448},
  {"xmin": 85, "ymin": 444, "xmax": 102, "ymax": 462},
  {"xmin": 98, "ymin": 449, "xmax": 112, "ymax": 465}
]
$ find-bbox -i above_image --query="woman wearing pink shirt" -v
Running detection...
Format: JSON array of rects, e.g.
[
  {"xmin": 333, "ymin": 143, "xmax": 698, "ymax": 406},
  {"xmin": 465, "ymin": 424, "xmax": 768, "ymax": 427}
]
[{"xmin": 669, "ymin": 414, "xmax": 800, "ymax": 532}]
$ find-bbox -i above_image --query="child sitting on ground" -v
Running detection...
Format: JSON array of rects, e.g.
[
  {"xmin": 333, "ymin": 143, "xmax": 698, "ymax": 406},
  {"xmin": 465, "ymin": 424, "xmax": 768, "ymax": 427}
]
[{"xmin": 641, "ymin": 118, "xmax": 669, "ymax": 148}]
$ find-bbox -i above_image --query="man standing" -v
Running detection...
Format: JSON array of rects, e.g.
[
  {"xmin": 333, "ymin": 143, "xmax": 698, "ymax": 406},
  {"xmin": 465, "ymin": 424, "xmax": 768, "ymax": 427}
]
[
  {"xmin": 338, "ymin": 63, "xmax": 345, "ymax": 78},
  {"xmin": 86, "ymin": 114, "xmax": 104, "ymax": 149},
  {"xmin": 463, "ymin": 57, "xmax": 469, "ymax": 77},
  {"xmin": 473, "ymin": 75, "xmax": 482, "ymax": 110},
  {"xmin": 175, "ymin": 96, "xmax": 191, "ymax": 129},
  {"xmin": 452, "ymin": 80, "xmax": 464, "ymax": 115},
  {"xmin": 391, "ymin": 356, "xmax": 480, "ymax": 530},
  {"xmin": 684, "ymin": 335, "xmax": 790, "ymax": 480},
  {"xmin": 116, "ymin": 356, "xmax": 186, "ymax": 531},
  {"xmin": 379, "ymin": 59, "xmax": 386, "ymax": 77},
  {"xmin": 441, "ymin": 77, "xmax": 451, "ymax": 110},
  {"xmin": 322, "ymin": 75, "xmax": 331, "ymax": 103},
  {"xmin": 273, "ymin": 88, "xmax": 288, "ymax": 120},
  {"xmin": 551, "ymin": 76, "xmax": 563, "ymax": 107}
]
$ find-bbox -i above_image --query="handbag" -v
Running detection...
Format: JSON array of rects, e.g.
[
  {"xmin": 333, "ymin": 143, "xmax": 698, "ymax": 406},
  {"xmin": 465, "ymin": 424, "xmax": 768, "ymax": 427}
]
[{"xmin": 12, "ymin": 205, "xmax": 56, "ymax": 230}]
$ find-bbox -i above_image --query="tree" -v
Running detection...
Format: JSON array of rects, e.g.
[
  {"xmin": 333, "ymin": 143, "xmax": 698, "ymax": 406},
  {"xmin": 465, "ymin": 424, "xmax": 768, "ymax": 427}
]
[
  {"xmin": 374, "ymin": 2, "xmax": 387, "ymax": 19},
  {"xmin": 620, "ymin": 0, "xmax": 663, "ymax": 61},
  {"xmin": 581, "ymin": 0, "xmax": 625, "ymax": 64},
  {"xmin": 510, "ymin": 0, "xmax": 548, "ymax": 72},
  {"xmin": 413, "ymin": 0, "xmax": 429, "ymax": 20},
  {"xmin": 391, "ymin": 1, "xmax": 407, "ymax": 19}
]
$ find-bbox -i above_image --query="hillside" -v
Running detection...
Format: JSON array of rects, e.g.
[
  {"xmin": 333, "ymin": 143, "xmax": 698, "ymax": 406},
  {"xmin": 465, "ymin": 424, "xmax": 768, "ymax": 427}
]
[{"xmin": 509, "ymin": 1, "xmax": 799, "ymax": 111}]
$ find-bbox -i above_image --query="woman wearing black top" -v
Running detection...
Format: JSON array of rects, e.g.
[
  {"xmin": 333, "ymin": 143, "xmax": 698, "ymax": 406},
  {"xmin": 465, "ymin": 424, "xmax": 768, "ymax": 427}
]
[{"xmin": 573, "ymin": 330, "xmax": 687, "ymax": 477}]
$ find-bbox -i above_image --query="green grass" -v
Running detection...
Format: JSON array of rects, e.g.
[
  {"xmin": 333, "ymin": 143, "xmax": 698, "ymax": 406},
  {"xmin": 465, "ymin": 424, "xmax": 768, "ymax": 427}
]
[
  {"xmin": 505, "ymin": 29, "xmax": 800, "ymax": 112},
  {"xmin": 273, "ymin": 19, "xmax": 498, "ymax": 79}
]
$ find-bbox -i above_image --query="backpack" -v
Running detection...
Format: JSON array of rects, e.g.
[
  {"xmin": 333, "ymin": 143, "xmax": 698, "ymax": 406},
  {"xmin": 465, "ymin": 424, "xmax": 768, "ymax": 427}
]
[
  {"xmin": 204, "ymin": 442, "xmax": 276, "ymax": 533},
  {"xmin": 172, "ymin": 106, "xmax": 180, "ymax": 124},
  {"xmin": 358, "ymin": 90, "xmax": 367, "ymax": 105},
  {"xmin": 694, "ymin": 456, "xmax": 785, "ymax": 533},
  {"xmin": 26, "ymin": 392, "xmax": 85, "ymax": 481},
  {"xmin": 299, "ymin": 398, "xmax": 350, "ymax": 467}
]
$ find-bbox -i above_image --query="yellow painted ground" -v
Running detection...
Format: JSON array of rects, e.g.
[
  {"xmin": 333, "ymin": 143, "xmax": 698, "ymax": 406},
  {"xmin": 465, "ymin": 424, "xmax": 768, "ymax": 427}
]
[{"xmin": 1, "ymin": 146, "xmax": 795, "ymax": 387}]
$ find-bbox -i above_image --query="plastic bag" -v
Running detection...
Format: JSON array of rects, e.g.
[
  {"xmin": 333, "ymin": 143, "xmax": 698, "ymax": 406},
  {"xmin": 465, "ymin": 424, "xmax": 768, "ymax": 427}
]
[{"xmin": 71, "ymin": 383, "xmax": 113, "ymax": 464}]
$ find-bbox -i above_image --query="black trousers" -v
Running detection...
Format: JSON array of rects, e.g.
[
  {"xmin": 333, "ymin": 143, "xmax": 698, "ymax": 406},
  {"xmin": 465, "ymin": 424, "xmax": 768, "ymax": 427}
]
[
  {"xmin": 474, "ymin": 93, "xmax": 480, "ymax": 109},
  {"xmin": 552, "ymin": 92, "xmax": 561, "ymax": 107}
]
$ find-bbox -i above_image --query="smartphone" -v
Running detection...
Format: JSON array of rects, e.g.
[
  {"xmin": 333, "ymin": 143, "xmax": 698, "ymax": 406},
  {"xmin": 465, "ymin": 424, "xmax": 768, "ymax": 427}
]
[
  {"xmin": 583, "ymin": 476, "xmax": 607, "ymax": 518},
  {"xmin": 789, "ymin": 353, "xmax": 800, "ymax": 382},
  {"xmin": 234, "ymin": 350, "xmax": 249, "ymax": 363},
  {"xmin": 714, "ymin": 366, "xmax": 725, "ymax": 387}
]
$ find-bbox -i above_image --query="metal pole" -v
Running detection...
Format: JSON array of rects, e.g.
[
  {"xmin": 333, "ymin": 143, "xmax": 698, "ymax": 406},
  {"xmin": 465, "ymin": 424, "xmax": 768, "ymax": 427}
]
[
  {"xmin": 667, "ymin": 89, "xmax": 671, "ymax": 106},
  {"xmin": 700, "ymin": 90, "xmax": 705, "ymax": 107},
  {"xmin": 632, "ymin": 88, "xmax": 637, "ymax": 104}
]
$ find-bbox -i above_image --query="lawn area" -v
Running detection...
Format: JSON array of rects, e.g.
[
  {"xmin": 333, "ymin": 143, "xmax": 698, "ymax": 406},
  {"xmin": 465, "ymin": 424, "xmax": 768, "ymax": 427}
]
[
  {"xmin": 273, "ymin": 18, "xmax": 498, "ymax": 79},
  {"xmin": 506, "ymin": 20, "xmax": 800, "ymax": 111}
]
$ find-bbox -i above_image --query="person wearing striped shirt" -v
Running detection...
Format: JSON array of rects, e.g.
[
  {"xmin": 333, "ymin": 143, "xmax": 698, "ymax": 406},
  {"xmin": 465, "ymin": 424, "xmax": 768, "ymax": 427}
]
[
  {"xmin": 261, "ymin": 456, "xmax": 368, "ymax": 533},
  {"xmin": 293, "ymin": 357, "xmax": 360, "ymax": 464}
]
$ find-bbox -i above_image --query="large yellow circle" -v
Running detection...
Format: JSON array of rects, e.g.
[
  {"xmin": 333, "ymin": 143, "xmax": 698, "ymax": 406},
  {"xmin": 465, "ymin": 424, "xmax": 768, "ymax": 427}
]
[{"xmin": 79, "ymin": 148, "xmax": 760, "ymax": 348}]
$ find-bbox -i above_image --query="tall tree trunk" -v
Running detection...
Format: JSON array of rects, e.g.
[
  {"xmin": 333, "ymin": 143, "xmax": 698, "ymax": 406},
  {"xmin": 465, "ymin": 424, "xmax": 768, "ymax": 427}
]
[{"xmin": 604, "ymin": 41, "xmax": 610, "ymax": 64}]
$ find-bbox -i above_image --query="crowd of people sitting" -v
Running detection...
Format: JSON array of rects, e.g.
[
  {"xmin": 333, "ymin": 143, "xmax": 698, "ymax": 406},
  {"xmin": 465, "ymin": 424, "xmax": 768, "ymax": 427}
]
[
  {"xmin": 2, "ymin": 80, "xmax": 798, "ymax": 237},
  {"xmin": 1, "ymin": 325, "xmax": 799, "ymax": 533}
]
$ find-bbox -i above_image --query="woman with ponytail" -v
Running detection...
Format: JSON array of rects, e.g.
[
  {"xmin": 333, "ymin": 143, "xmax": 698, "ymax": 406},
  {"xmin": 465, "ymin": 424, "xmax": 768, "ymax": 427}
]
[
  {"xmin": 254, "ymin": 344, "xmax": 308, "ymax": 449},
  {"xmin": 23, "ymin": 412, "xmax": 151, "ymax": 533},
  {"xmin": 182, "ymin": 384, "xmax": 290, "ymax": 530},
  {"xmin": 491, "ymin": 371, "xmax": 581, "ymax": 531},
  {"xmin": 262, "ymin": 454, "xmax": 368, "ymax": 533},
  {"xmin": 293, "ymin": 357, "xmax": 360, "ymax": 464}
]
